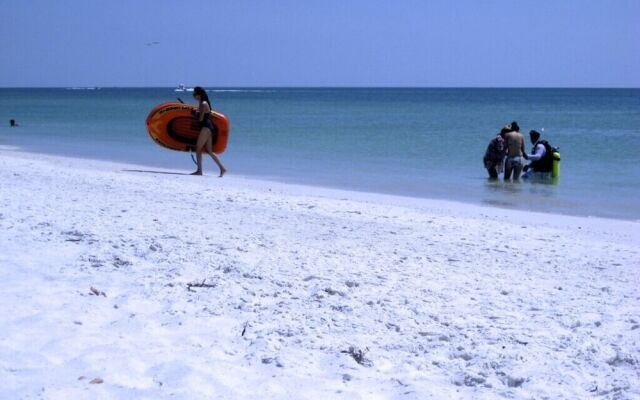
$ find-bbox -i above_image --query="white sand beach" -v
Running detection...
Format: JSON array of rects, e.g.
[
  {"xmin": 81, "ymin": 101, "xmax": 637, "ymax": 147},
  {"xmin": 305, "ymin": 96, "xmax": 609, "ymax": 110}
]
[{"xmin": 1, "ymin": 148, "xmax": 638, "ymax": 400}]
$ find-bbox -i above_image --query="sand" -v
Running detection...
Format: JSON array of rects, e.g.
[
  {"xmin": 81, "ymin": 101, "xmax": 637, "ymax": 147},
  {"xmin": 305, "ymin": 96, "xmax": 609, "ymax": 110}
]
[{"xmin": 1, "ymin": 148, "xmax": 638, "ymax": 399}]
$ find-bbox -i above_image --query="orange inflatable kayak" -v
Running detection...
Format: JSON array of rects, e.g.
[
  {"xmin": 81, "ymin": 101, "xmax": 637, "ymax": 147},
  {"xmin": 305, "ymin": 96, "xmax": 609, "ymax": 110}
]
[{"xmin": 145, "ymin": 102, "xmax": 230, "ymax": 154}]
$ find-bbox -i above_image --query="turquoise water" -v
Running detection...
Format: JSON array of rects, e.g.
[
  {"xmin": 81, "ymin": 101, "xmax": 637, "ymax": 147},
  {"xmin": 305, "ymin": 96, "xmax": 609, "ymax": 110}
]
[{"xmin": 1, "ymin": 88, "xmax": 639, "ymax": 220}]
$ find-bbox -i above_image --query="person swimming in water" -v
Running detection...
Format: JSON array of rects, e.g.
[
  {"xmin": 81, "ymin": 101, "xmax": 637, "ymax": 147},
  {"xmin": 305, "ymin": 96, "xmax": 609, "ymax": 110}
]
[
  {"xmin": 190, "ymin": 87, "xmax": 227, "ymax": 177},
  {"xmin": 10, "ymin": 119, "xmax": 18, "ymax": 127}
]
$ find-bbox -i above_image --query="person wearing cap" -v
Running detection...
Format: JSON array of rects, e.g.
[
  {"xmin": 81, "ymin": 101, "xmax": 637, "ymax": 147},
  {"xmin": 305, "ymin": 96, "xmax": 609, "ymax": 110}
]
[
  {"xmin": 483, "ymin": 127, "xmax": 508, "ymax": 179},
  {"xmin": 523, "ymin": 130, "xmax": 554, "ymax": 178},
  {"xmin": 503, "ymin": 121, "xmax": 527, "ymax": 180}
]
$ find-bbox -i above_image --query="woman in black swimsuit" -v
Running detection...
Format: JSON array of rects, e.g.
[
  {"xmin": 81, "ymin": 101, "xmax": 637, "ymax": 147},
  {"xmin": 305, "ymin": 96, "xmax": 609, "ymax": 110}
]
[{"xmin": 191, "ymin": 86, "xmax": 227, "ymax": 177}]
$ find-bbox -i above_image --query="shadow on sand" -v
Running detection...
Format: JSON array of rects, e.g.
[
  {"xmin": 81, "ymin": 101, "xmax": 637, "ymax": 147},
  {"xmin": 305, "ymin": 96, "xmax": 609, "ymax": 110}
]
[{"xmin": 122, "ymin": 169, "xmax": 190, "ymax": 176}]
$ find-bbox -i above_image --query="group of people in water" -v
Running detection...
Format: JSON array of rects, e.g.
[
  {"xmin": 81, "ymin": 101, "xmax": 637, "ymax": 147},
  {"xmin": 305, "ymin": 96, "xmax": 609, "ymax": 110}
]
[{"xmin": 483, "ymin": 121, "xmax": 557, "ymax": 181}]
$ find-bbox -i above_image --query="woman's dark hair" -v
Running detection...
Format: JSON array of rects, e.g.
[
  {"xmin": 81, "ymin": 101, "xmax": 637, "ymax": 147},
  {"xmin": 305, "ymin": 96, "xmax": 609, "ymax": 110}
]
[{"xmin": 193, "ymin": 86, "xmax": 211, "ymax": 109}]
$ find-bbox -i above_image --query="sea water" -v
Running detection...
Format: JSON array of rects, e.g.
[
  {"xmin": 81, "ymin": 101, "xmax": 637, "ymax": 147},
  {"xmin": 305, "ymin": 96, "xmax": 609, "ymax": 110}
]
[{"xmin": 1, "ymin": 88, "xmax": 639, "ymax": 220}]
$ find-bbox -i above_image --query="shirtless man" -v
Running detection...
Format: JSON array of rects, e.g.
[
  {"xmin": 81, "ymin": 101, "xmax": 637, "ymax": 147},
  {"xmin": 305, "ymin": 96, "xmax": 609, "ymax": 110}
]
[{"xmin": 503, "ymin": 121, "xmax": 527, "ymax": 180}]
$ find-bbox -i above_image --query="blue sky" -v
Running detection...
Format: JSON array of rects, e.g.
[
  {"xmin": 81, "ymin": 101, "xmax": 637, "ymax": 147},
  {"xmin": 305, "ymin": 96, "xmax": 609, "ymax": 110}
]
[{"xmin": 1, "ymin": 0, "xmax": 638, "ymax": 87}]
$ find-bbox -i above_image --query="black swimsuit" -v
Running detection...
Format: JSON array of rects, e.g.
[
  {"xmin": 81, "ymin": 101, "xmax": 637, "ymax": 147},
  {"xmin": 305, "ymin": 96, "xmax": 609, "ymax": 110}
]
[
  {"xmin": 197, "ymin": 102, "xmax": 215, "ymax": 130},
  {"xmin": 198, "ymin": 103, "xmax": 218, "ymax": 143},
  {"xmin": 202, "ymin": 115, "xmax": 215, "ymax": 131}
]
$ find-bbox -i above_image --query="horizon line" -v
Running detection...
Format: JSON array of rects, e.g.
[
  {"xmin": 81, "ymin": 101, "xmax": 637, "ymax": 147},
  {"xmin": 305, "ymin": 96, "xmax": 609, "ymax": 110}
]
[{"xmin": 1, "ymin": 85, "xmax": 639, "ymax": 90}]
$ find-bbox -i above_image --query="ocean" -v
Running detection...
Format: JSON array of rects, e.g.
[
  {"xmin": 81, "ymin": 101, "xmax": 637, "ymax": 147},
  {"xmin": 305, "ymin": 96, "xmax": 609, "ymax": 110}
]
[{"xmin": 1, "ymin": 87, "xmax": 639, "ymax": 220}]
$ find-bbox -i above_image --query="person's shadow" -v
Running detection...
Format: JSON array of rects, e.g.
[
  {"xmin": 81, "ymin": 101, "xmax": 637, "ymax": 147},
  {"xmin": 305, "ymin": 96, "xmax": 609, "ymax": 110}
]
[{"xmin": 122, "ymin": 169, "xmax": 190, "ymax": 175}]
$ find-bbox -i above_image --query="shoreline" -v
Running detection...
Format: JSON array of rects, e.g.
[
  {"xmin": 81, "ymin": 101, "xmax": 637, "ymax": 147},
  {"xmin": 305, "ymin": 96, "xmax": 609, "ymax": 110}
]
[{"xmin": 2, "ymin": 145, "xmax": 638, "ymax": 224}]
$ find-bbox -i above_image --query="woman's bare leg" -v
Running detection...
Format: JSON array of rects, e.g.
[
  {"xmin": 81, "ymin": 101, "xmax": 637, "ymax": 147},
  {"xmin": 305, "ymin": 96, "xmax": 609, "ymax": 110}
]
[
  {"xmin": 513, "ymin": 164, "xmax": 523, "ymax": 180},
  {"xmin": 190, "ymin": 128, "xmax": 209, "ymax": 175},
  {"xmin": 504, "ymin": 162, "xmax": 513, "ymax": 180},
  {"xmin": 205, "ymin": 131, "xmax": 227, "ymax": 177}
]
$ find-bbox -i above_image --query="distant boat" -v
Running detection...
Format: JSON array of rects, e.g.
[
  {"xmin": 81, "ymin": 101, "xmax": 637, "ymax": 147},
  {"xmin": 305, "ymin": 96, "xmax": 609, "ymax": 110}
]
[
  {"xmin": 174, "ymin": 84, "xmax": 194, "ymax": 92},
  {"xmin": 67, "ymin": 87, "xmax": 100, "ymax": 90}
]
